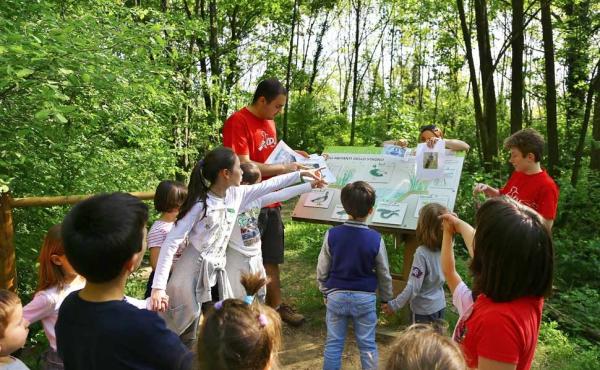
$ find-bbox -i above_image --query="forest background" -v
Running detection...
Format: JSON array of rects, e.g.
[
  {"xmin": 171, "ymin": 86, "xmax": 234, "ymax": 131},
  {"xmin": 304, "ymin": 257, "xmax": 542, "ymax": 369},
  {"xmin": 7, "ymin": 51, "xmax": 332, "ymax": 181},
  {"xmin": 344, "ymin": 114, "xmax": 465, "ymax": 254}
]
[{"xmin": 1, "ymin": 0, "xmax": 599, "ymax": 368}]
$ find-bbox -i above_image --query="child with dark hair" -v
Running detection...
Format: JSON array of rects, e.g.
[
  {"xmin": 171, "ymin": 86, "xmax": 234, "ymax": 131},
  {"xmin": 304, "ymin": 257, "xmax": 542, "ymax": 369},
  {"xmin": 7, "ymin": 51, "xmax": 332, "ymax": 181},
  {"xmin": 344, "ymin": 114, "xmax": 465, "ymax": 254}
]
[
  {"xmin": 474, "ymin": 128, "xmax": 559, "ymax": 230},
  {"xmin": 0, "ymin": 290, "xmax": 30, "ymax": 369},
  {"xmin": 383, "ymin": 124, "xmax": 470, "ymax": 151},
  {"xmin": 226, "ymin": 162, "xmax": 324, "ymax": 301},
  {"xmin": 317, "ymin": 181, "xmax": 393, "ymax": 370},
  {"xmin": 385, "ymin": 324, "xmax": 466, "ymax": 370},
  {"xmin": 22, "ymin": 224, "xmax": 85, "ymax": 370},
  {"xmin": 441, "ymin": 196, "xmax": 554, "ymax": 370},
  {"xmin": 149, "ymin": 147, "xmax": 321, "ymax": 344},
  {"xmin": 144, "ymin": 180, "xmax": 188, "ymax": 298},
  {"xmin": 197, "ymin": 273, "xmax": 281, "ymax": 370},
  {"xmin": 382, "ymin": 203, "xmax": 448, "ymax": 324},
  {"xmin": 56, "ymin": 192, "xmax": 192, "ymax": 370}
]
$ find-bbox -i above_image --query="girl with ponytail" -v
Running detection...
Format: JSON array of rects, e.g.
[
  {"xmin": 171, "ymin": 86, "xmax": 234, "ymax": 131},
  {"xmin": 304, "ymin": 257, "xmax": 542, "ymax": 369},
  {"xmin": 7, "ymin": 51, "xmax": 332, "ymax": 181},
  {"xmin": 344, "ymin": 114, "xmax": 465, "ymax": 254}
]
[{"xmin": 150, "ymin": 147, "xmax": 322, "ymax": 345}]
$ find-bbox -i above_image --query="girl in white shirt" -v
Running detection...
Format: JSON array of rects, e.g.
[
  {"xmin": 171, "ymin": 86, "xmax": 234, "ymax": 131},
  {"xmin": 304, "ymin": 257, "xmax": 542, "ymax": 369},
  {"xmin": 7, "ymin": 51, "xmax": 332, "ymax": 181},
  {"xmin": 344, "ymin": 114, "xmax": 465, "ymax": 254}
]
[
  {"xmin": 149, "ymin": 147, "xmax": 322, "ymax": 344},
  {"xmin": 23, "ymin": 225, "xmax": 85, "ymax": 370},
  {"xmin": 226, "ymin": 162, "xmax": 324, "ymax": 300}
]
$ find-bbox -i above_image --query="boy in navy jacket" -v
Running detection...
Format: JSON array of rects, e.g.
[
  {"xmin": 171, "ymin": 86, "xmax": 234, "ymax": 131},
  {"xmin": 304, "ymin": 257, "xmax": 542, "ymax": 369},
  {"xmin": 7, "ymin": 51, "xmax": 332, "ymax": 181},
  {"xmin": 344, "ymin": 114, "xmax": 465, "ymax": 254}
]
[{"xmin": 317, "ymin": 181, "xmax": 393, "ymax": 370}]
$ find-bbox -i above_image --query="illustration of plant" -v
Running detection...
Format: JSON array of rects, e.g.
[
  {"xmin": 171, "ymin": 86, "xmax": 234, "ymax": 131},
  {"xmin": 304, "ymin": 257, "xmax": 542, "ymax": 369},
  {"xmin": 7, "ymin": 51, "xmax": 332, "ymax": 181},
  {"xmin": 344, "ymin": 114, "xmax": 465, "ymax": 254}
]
[{"xmin": 335, "ymin": 169, "xmax": 354, "ymax": 187}]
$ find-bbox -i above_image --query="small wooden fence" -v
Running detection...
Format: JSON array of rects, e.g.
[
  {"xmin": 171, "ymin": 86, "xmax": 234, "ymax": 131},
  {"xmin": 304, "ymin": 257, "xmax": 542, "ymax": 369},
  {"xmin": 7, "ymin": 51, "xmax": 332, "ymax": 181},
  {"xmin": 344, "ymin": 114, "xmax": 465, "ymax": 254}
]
[{"xmin": 0, "ymin": 191, "xmax": 154, "ymax": 292}]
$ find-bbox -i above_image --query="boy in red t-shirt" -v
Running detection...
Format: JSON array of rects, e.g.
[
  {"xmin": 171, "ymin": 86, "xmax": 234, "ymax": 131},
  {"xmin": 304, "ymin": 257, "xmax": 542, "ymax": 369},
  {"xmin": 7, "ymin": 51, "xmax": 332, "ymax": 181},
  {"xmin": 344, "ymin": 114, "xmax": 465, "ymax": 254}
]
[
  {"xmin": 222, "ymin": 78, "xmax": 309, "ymax": 326},
  {"xmin": 474, "ymin": 128, "xmax": 559, "ymax": 230}
]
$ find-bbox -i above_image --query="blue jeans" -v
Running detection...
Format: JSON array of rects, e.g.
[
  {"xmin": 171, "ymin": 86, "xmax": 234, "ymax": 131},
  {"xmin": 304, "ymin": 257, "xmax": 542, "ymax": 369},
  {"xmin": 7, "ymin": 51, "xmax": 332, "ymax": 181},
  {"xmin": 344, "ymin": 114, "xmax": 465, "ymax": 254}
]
[
  {"xmin": 323, "ymin": 291, "xmax": 378, "ymax": 370},
  {"xmin": 413, "ymin": 308, "xmax": 445, "ymax": 324}
]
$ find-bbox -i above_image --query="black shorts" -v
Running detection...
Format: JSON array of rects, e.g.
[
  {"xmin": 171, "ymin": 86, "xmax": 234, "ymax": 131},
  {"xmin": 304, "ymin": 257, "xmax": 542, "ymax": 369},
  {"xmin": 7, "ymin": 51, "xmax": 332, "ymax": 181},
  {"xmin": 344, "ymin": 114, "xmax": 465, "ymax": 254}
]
[{"xmin": 258, "ymin": 206, "xmax": 285, "ymax": 264}]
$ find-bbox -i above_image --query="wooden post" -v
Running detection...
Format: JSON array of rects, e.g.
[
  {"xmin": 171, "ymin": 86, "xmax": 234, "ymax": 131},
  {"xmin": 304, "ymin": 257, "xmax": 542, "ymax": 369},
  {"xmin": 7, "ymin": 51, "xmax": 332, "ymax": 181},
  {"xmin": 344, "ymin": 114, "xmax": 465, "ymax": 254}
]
[
  {"xmin": 0, "ymin": 192, "xmax": 16, "ymax": 292},
  {"xmin": 391, "ymin": 232, "xmax": 418, "ymax": 325}
]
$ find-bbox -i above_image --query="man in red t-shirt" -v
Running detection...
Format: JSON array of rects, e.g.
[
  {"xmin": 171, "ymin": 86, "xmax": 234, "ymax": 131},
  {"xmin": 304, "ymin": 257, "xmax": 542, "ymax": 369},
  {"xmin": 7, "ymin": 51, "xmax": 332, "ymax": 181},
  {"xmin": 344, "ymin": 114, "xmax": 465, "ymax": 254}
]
[
  {"xmin": 222, "ymin": 78, "xmax": 308, "ymax": 326},
  {"xmin": 474, "ymin": 128, "xmax": 559, "ymax": 230}
]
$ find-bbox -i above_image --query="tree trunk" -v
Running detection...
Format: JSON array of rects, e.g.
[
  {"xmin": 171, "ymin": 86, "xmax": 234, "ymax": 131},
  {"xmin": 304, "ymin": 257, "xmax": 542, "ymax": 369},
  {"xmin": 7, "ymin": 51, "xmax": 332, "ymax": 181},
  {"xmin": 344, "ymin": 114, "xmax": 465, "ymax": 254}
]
[
  {"xmin": 350, "ymin": 0, "xmax": 361, "ymax": 145},
  {"xmin": 591, "ymin": 75, "xmax": 600, "ymax": 171},
  {"xmin": 510, "ymin": 0, "xmax": 524, "ymax": 134},
  {"xmin": 571, "ymin": 64, "xmax": 599, "ymax": 186},
  {"xmin": 563, "ymin": 0, "xmax": 591, "ymax": 145},
  {"xmin": 282, "ymin": 0, "xmax": 299, "ymax": 141},
  {"xmin": 308, "ymin": 12, "xmax": 329, "ymax": 94},
  {"xmin": 474, "ymin": 0, "xmax": 498, "ymax": 165},
  {"xmin": 457, "ymin": 0, "xmax": 486, "ymax": 164},
  {"xmin": 540, "ymin": 0, "xmax": 559, "ymax": 177}
]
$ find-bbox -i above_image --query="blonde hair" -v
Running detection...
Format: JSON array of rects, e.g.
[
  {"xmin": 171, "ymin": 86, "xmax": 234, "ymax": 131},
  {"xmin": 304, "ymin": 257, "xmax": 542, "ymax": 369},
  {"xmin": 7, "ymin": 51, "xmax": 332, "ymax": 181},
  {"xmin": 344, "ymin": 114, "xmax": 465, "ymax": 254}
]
[
  {"xmin": 416, "ymin": 203, "xmax": 448, "ymax": 251},
  {"xmin": 197, "ymin": 273, "xmax": 281, "ymax": 370},
  {"xmin": 386, "ymin": 324, "xmax": 466, "ymax": 370},
  {"xmin": 0, "ymin": 290, "xmax": 20, "ymax": 339}
]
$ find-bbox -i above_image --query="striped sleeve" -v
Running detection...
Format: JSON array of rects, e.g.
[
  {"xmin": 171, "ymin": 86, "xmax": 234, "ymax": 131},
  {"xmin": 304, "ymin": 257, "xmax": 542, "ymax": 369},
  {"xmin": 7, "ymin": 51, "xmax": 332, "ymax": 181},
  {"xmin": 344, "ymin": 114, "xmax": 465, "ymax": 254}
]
[{"xmin": 147, "ymin": 223, "xmax": 168, "ymax": 249}]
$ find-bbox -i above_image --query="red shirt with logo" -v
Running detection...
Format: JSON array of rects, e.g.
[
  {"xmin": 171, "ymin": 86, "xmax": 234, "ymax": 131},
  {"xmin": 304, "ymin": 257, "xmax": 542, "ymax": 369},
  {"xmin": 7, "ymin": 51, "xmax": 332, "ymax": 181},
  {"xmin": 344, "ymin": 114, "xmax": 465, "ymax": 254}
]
[
  {"xmin": 500, "ymin": 170, "xmax": 559, "ymax": 220},
  {"xmin": 223, "ymin": 107, "xmax": 279, "ymax": 207},
  {"xmin": 458, "ymin": 294, "xmax": 543, "ymax": 370},
  {"xmin": 223, "ymin": 107, "xmax": 277, "ymax": 164}
]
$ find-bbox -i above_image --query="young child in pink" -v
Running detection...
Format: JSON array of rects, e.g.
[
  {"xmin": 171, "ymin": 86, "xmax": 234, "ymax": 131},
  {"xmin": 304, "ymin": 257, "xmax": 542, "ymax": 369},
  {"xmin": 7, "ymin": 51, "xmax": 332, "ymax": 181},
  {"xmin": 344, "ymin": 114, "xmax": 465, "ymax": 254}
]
[{"xmin": 22, "ymin": 225, "xmax": 85, "ymax": 370}]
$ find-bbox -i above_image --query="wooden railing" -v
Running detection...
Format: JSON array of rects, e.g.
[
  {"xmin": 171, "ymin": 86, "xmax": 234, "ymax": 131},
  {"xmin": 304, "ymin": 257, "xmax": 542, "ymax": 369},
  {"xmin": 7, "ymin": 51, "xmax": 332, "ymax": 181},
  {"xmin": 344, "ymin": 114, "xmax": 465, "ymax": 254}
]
[{"xmin": 0, "ymin": 191, "xmax": 154, "ymax": 292}]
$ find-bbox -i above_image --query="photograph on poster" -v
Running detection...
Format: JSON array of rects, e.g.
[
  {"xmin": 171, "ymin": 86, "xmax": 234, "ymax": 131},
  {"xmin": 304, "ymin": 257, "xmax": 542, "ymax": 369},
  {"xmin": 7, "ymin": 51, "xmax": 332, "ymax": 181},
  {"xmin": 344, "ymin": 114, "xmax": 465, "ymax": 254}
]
[
  {"xmin": 330, "ymin": 205, "xmax": 350, "ymax": 220},
  {"xmin": 303, "ymin": 189, "xmax": 334, "ymax": 208},
  {"xmin": 372, "ymin": 202, "xmax": 408, "ymax": 225},
  {"xmin": 415, "ymin": 141, "xmax": 445, "ymax": 180},
  {"xmin": 423, "ymin": 152, "xmax": 438, "ymax": 169}
]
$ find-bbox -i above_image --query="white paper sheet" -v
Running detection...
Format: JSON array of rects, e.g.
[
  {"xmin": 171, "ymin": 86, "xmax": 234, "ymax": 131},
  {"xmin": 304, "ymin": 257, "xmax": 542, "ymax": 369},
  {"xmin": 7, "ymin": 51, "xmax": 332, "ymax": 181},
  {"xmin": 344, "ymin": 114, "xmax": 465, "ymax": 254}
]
[
  {"xmin": 265, "ymin": 140, "xmax": 336, "ymax": 183},
  {"xmin": 415, "ymin": 140, "xmax": 445, "ymax": 180}
]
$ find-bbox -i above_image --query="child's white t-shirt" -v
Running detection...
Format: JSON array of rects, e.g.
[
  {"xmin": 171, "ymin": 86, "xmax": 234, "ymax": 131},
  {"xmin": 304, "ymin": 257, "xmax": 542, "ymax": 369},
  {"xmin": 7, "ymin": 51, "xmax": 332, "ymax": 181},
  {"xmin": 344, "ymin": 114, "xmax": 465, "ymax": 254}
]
[
  {"xmin": 228, "ymin": 182, "xmax": 312, "ymax": 257},
  {"xmin": 152, "ymin": 171, "xmax": 302, "ymax": 290},
  {"xmin": 22, "ymin": 278, "xmax": 86, "ymax": 350},
  {"xmin": 452, "ymin": 281, "xmax": 475, "ymax": 342}
]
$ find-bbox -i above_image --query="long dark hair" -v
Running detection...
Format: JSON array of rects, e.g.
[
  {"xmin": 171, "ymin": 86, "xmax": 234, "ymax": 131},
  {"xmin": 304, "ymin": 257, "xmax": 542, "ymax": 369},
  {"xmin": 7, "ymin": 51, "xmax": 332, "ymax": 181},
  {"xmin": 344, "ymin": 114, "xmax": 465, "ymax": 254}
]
[
  {"xmin": 470, "ymin": 197, "xmax": 554, "ymax": 302},
  {"xmin": 177, "ymin": 147, "xmax": 237, "ymax": 222}
]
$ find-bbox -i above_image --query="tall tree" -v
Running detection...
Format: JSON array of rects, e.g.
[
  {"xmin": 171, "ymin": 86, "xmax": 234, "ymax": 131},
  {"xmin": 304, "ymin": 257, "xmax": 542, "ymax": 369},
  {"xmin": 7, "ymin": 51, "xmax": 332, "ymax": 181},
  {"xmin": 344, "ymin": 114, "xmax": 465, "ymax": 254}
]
[
  {"xmin": 562, "ymin": 0, "xmax": 592, "ymax": 144},
  {"xmin": 540, "ymin": 0, "xmax": 559, "ymax": 177},
  {"xmin": 350, "ymin": 0, "xmax": 361, "ymax": 145},
  {"xmin": 510, "ymin": 0, "xmax": 525, "ymax": 134},
  {"xmin": 571, "ymin": 61, "xmax": 599, "ymax": 185},
  {"xmin": 456, "ymin": 0, "xmax": 485, "ymax": 166},
  {"xmin": 474, "ymin": 0, "xmax": 498, "ymax": 164},
  {"xmin": 591, "ymin": 73, "xmax": 600, "ymax": 171},
  {"xmin": 283, "ymin": 0, "xmax": 300, "ymax": 141}
]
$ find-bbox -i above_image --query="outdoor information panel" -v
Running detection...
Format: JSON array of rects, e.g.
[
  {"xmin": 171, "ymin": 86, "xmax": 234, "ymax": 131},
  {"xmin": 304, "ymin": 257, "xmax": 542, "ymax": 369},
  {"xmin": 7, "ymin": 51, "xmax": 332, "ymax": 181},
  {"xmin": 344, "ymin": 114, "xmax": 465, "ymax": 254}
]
[{"xmin": 292, "ymin": 145, "xmax": 465, "ymax": 231}]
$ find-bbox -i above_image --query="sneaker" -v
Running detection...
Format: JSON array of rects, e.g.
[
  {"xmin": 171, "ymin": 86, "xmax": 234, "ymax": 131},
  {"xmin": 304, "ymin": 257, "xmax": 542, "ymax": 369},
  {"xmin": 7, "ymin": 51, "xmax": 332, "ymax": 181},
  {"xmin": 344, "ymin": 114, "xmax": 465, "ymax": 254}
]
[{"xmin": 277, "ymin": 303, "xmax": 305, "ymax": 326}]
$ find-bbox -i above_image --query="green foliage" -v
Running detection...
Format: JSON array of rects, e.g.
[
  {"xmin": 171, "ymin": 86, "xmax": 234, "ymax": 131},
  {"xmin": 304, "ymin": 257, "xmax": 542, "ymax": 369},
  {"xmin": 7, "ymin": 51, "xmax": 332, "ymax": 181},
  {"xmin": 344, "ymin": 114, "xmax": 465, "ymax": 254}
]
[{"xmin": 533, "ymin": 321, "xmax": 600, "ymax": 370}]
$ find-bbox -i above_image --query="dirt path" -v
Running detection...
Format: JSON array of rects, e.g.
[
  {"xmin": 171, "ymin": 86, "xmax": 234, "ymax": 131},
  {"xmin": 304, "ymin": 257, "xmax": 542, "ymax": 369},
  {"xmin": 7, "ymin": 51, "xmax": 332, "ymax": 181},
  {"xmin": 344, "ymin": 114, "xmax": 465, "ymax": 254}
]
[{"xmin": 279, "ymin": 323, "xmax": 398, "ymax": 369}]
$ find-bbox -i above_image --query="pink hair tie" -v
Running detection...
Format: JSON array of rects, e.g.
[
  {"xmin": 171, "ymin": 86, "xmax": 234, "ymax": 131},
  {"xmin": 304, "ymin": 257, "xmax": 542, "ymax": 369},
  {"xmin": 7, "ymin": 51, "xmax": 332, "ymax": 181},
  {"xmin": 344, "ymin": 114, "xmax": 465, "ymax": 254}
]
[
  {"xmin": 214, "ymin": 300, "xmax": 224, "ymax": 310},
  {"xmin": 258, "ymin": 314, "xmax": 268, "ymax": 327}
]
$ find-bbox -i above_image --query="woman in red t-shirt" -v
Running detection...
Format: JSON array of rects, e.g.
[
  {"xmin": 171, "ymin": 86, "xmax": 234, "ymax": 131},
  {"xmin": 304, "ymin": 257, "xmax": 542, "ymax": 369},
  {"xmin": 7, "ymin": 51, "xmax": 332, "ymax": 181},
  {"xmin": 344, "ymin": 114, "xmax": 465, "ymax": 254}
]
[{"xmin": 445, "ymin": 197, "xmax": 554, "ymax": 370}]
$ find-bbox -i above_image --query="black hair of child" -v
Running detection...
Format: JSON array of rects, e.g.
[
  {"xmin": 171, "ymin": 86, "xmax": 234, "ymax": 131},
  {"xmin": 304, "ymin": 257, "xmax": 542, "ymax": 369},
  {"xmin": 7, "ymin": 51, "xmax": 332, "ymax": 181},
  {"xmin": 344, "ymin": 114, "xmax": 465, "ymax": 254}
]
[
  {"xmin": 340, "ymin": 181, "xmax": 376, "ymax": 218},
  {"xmin": 252, "ymin": 78, "xmax": 287, "ymax": 104},
  {"xmin": 154, "ymin": 180, "xmax": 188, "ymax": 213},
  {"xmin": 61, "ymin": 192, "xmax": 149, "ymax": 283},
  {"xmin": 470, "ymin": 196, "xmax": 554, "ymax": 302},
  {"xmin": 178, "ymin": 147, "xmax": 237, "ymax": 222}
]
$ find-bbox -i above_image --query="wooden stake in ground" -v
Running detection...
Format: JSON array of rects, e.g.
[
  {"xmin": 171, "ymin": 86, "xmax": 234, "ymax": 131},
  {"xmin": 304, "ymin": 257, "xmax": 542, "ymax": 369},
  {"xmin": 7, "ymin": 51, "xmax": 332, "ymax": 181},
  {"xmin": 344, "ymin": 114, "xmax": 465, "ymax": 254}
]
[{"xmin": 0, "ymin": 192, "xmax": 16, "ymax": 292}]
